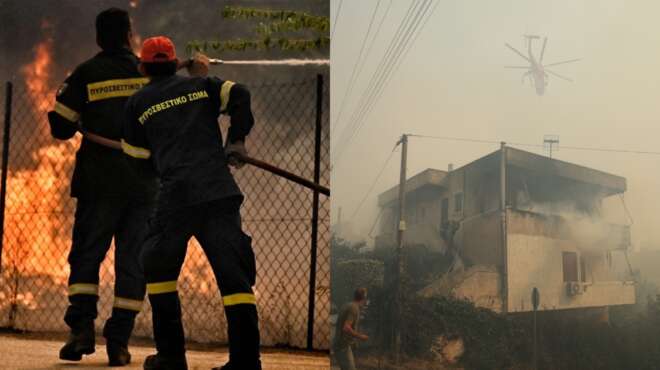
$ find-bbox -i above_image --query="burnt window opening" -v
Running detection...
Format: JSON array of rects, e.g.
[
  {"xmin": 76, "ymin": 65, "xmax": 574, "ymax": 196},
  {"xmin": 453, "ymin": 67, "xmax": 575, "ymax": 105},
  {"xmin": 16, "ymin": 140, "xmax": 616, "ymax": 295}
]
[
  {"xmin": 562, "ymin": 251, "xmax": 579, "ymax": 282},
  {"xmin": 507, "ymin": 168, "xmax": 605, "ymax": 217},
  {"xmin": 441, "ymin": 198, "xmax": 449, "ymax": 226},
  {"xmin": 454, "ymin": 193, "xmax": 464, "ymax": 214}
]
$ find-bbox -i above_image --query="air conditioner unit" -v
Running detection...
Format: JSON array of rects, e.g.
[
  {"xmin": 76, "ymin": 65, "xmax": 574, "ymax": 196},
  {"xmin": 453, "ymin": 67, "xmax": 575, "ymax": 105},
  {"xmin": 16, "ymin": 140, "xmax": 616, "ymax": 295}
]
[{"xmin": 566, "ymin": 282, "xmax": 584, "ymax": 296}]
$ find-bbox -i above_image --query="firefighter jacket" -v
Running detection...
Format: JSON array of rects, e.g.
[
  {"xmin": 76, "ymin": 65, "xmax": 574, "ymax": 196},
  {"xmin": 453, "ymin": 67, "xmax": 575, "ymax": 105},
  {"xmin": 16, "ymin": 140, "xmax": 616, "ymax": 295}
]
[
  {"xmin": 48, "ymin": 47, "xmax": 158, "ymax": 201},
  {"xmin": 121, "ymin": 74, "xmax": 254, "ymax": 211}
]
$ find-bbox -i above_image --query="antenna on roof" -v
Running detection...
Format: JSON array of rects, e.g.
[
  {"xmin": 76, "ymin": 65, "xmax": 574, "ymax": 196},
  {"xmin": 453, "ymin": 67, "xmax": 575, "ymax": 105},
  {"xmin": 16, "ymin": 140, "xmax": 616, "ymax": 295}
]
[{"xmin": 543, "ymin": 135, "xmax": 560, "ymax": 158}]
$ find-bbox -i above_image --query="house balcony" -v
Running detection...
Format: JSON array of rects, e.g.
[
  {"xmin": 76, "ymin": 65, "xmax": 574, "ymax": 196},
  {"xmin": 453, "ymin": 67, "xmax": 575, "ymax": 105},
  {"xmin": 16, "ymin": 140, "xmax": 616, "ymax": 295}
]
[{"xmin": 507, "ymin": 209, "xmax": 630, "ymax": 252}]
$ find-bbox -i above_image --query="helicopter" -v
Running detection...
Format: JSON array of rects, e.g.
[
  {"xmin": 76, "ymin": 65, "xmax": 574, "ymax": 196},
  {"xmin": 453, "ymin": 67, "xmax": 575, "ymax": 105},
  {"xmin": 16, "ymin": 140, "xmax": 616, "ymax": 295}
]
[{"xmin": 505, "ymin": 35, "xmax": 580, "ymax": 96}]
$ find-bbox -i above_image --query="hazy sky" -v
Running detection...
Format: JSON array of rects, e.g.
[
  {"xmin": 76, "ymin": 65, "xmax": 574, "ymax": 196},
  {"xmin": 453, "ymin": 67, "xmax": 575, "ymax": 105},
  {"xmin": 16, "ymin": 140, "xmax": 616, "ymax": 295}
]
[{"xmin": 331, "ymin": 0, "xmax": 660, "ymax": 248}]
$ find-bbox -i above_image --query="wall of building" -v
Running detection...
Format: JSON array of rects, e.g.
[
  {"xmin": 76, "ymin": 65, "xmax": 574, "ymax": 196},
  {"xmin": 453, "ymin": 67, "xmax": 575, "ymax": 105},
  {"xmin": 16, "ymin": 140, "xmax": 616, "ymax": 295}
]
[
  {"xmin": 455, "ymin": 210, "xmax": 503, "ymax": 267},
  {"xmin": 464, "ymin": 163, "xmax": 500, "ymax": 218},
  {"xmin": 506, "ymin": 210, "xmax": 635, "ymax": 313}
]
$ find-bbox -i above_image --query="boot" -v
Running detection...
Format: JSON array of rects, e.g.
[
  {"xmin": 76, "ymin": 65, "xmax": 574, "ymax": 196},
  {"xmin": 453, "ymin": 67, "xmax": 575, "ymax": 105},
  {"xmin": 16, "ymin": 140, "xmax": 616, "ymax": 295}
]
[
  {"xmin": 107, "ymin": 341, "xmax": 131, "ymax": 366},
  {"xmin": 59, "ymin": 325, "xmax": 95, "ymax": 361},
  {"xmin": 103, "ymin": 308, "xmax": 137, "ymax": 367},
  {"xmin": 212, "ymin": 360, "xmax": 262, "ymax": 370},
  {"xmin": 143, "ymin": 353, "xmax": 188, "ymax": 370}
]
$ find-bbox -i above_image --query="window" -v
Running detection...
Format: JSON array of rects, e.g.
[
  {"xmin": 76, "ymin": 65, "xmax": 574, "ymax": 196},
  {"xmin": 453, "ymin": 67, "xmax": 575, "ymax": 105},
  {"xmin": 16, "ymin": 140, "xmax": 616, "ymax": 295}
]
[
  {"xmin": 580, "ymin": 256, "xmax": 587, "ymax": 283},
  {"xmin": 441, "ymin": 198, "xmax": 449, "ymax": 225},
  {"xmin": 562, "ymin": 252, "xmax": 578, "ymax": 282},
  {"xmin": 454, "ymin": 193, "xmax": 464, "ymax": 214}
]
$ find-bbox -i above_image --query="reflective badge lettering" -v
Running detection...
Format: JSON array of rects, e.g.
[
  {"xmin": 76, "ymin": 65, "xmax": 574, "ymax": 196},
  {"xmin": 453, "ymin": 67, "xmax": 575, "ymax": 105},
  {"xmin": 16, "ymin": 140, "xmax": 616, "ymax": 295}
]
[{"xmin": 87, "ymin": 77, "xmax": 150, "ymax": 102}]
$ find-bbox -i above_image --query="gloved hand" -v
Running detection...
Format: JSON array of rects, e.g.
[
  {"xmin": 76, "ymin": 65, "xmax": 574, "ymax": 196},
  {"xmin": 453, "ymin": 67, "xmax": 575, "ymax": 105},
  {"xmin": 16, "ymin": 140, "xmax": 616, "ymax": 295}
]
[
  {"xmin": 225, "ymin": 140, "xmax": 247, "ymax": 169},
  {"xmin": 185, "ymin": 52, "xmax": 210, "ymax": 78}
]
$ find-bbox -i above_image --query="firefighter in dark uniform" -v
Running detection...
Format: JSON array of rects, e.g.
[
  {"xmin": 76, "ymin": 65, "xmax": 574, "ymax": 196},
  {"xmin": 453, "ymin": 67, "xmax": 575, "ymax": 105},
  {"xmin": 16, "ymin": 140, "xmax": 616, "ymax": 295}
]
[
  {"xmin": 47, "ymin": 8, "xmax": 157, "ymax": 366},
  {"xmin": 121, "ymin": 36, "xmax": 261, "ymax": 370}
]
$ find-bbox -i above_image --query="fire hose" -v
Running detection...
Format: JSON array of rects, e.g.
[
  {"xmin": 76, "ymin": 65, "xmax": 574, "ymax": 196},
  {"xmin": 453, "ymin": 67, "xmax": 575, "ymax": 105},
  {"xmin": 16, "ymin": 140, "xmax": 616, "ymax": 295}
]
[
  {"xmin": 71, "ymin": 126, "xmax": 330, "ymax": 196},
  {"xmin": 56, "ymin": 58, "xmax": 330, "ymax": 195}
]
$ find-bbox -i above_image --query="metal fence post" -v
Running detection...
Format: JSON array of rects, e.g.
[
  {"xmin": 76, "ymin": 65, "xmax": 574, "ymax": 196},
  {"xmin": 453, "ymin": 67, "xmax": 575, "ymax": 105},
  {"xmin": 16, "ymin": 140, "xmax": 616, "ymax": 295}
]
[
  {"xmin": 0, "ymin": 81, "xmax": 12, "ymax": 272},
  {"xmin": 306, "ymin": 74, "xmax": 323, "ymax": 350}
]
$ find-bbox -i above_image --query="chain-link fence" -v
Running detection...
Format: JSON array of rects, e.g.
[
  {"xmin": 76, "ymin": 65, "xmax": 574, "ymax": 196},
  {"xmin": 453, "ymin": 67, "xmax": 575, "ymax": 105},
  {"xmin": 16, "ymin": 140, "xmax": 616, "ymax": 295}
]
[{"xmin": 0, "ymin": 75, "xmax": 330, "ymax": 350}]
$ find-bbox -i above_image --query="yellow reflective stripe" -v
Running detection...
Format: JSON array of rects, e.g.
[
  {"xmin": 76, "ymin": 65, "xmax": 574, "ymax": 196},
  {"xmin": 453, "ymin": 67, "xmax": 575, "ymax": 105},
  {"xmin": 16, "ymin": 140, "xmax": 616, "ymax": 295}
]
[
  {"xmin": 220, "ymin": 81, "xmax": 235, "ymax": 112},
  {"xmin": 121, "ymin": 139, "xmax": 151, "ymax": 159},
  {"xmin": 68, "ymin": 283, "xmax": 98, "ymax": 296},
  {"xmin": 147, "ymin": 281, "xmax": 177, "ymax": 295},
  {"xmin": 87, "ymin": 77, "xmax": 150, "ymax": 102},
  {"xmin": 54, "ymin": 101, "xmax": 80, "ymax": 122},
  {"xmin": 223, "ymin": 293, "xmax": 256, "ymax": 307},
  {"xmin": 114, "ymin": 297, "xmax": 143, "ymax": 312}
]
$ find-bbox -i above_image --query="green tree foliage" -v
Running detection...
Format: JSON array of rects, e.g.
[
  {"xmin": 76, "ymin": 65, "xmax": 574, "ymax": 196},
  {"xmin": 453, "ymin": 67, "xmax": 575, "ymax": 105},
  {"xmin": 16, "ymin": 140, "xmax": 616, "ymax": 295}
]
[
  {"xmin": 333, "ymin": 259, "xmax": 384, "ymax": 307},
  {"xmin": 331, "ymin": 235, "xmax": 378, "ymax": 308},
  {"xmin": 402, "ymin": 295, "xmax": 530, "ymax": 369},
  {"xmin": 187, "ymin": 6, "xmax": 329, "ymax": 55}
]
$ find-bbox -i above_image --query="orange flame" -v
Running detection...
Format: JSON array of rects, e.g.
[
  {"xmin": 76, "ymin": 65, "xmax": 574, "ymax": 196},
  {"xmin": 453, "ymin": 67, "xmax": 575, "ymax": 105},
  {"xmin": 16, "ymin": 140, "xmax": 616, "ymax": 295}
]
[
  {"xmin": 5, "ymin": 142, "xmax": 79, "ymax": 284},
  {"xmin": 21, "ymin": 38, "xmax": 56, "ymax": 113},
  {"xmin": 7, "ymin": 29, "xmax": 217, "ymax": 308},
  {"xmin": 4, "ymin": 32, "xmax": 77, "ymax": 286},
  {"xmin": 130, "ymin": 16, "xmax": 143, "ymax": 57}
]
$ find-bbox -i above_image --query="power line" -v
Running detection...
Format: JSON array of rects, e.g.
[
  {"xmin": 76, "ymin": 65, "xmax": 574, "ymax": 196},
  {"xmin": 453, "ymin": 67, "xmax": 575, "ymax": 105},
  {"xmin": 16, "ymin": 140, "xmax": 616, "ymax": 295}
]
[
  {"xmin": 407, "ymin": 133, "xmax": 660, "ymax": 156},
  {"xmin": 332, "ymin": 0, "xmax": 418, "ymax": 164},
  {"xmin": 352, "ymin": 0, "xmax": 394, "ymax": 100},
  {"xmin": 331, "ymin": 0, "xmax": 343, "ymax": 39},
  {"xmin": 331, "ymin": 0, "xmax": 383, "ymax": 140},
  {"xmin": 554, "ymin": 145, "xmax": 660, "ymax": 156},
  {"xmin": 331, "ymin": 0, "xmax": 394, "ymax": 144},
  {"xmin": 388, "ymin": 0, "xmax": 440, "ymax": 84},
  {"xmin": 368, "ymin": 208, "xmax": 384, "ymax": 239},
  {"xmin": 407, "ymin": 133, "xmax": 512, "ymax": 145},
  {"xmin": 335, "ymin": 0, "xmax": 436, "ymax": 164},
  {"xmin": 341, "ymin": 0, "xmax": 430, "ymax": 152},
  {"xmin": 341, "ymin": 0, "xmax": 436, "ymax": 155},
  {"xmin": 350, "ymin": 142, "xmax": 400, "ymax": 221}
]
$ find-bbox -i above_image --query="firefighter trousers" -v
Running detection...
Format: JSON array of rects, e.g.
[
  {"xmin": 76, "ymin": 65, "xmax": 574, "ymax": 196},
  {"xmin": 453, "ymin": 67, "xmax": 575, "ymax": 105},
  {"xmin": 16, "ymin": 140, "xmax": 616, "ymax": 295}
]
[
  {"xmin": 64, "ymin": 197, "xmax": 152, "ymax": 346},
  {"xmin": 142, "ymin": 197, "xmax": 260, "ymax": 369}
]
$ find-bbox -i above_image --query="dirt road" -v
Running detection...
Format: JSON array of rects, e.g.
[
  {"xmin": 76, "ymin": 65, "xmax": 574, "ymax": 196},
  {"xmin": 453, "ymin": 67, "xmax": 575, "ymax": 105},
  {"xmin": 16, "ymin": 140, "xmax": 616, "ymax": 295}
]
[{"xmin": 0, "ymin": 334, "xmax": 329, "ymax": 370}]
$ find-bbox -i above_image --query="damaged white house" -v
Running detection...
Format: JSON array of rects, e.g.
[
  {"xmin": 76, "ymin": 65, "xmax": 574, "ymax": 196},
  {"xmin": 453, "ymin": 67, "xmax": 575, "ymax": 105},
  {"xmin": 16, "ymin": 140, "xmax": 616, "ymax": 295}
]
[{"xmin": 376, "ymin": 146, "xmax": 635, "ymax": 313}]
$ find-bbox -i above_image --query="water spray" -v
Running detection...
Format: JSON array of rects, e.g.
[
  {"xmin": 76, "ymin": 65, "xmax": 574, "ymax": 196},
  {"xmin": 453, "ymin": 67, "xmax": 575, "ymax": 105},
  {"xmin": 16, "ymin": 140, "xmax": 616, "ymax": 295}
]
[
  {"xmin": 208, "ymin": 58, "xmax": 329, "ymax": 66},
  {"xmin": 181, "ymin": 58, "xmax": 329, "ymax": 68}
]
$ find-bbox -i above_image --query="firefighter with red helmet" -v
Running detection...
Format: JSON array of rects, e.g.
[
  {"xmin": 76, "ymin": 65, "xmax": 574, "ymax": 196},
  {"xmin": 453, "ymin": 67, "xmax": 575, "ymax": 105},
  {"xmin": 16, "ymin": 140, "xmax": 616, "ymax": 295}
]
[
  {"xmin": 46, "ymin": 8, "xmax": 157, "ymax": 366},
  {"xmin": 121, "ymin": 36, "xmax": 261, "ymax": 370}
]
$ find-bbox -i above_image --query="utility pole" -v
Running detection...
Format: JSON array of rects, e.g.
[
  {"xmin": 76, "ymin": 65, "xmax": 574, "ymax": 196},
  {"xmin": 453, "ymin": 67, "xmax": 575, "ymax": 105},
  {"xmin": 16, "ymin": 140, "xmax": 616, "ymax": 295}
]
[
  {"xmin": 500, "ymin": 142, "xmax": 508, "ymax": 314},
  {"xmin": 393, "ymin": 134, "xmax": 408, "ymax": 363},
  {"xmin": 532, "ymin": 287, "xmax": 540, "ymax": 370}
]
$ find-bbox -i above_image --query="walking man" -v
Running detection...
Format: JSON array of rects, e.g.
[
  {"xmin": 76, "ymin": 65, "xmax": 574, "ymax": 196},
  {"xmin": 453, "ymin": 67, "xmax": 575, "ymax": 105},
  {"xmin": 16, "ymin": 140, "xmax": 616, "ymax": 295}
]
[
  {"xmin": 333, "ymin": 288, "xmax": 369, "ymax": 370},
  {"xmin": 47, "ymin": 8, "xmax": 157, "ymax": 366},
  {"xmin": 121, "ymin": 36, "xmax": 260, "ymax": 370}
]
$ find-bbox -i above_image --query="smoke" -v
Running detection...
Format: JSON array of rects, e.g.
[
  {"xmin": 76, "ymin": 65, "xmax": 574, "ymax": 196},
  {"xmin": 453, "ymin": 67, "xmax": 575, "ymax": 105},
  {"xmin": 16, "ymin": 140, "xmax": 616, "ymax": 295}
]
[
  {"xmin": 514, "ymin": 190, "xmax": 633, "ymax": 281},
  {"xmin": 1, "ymin": 0, "xmax": 330, "ymax": 160},
  {"xmin": 0, "ymin": 0, "xmax": 329, "ymax": 84}
]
